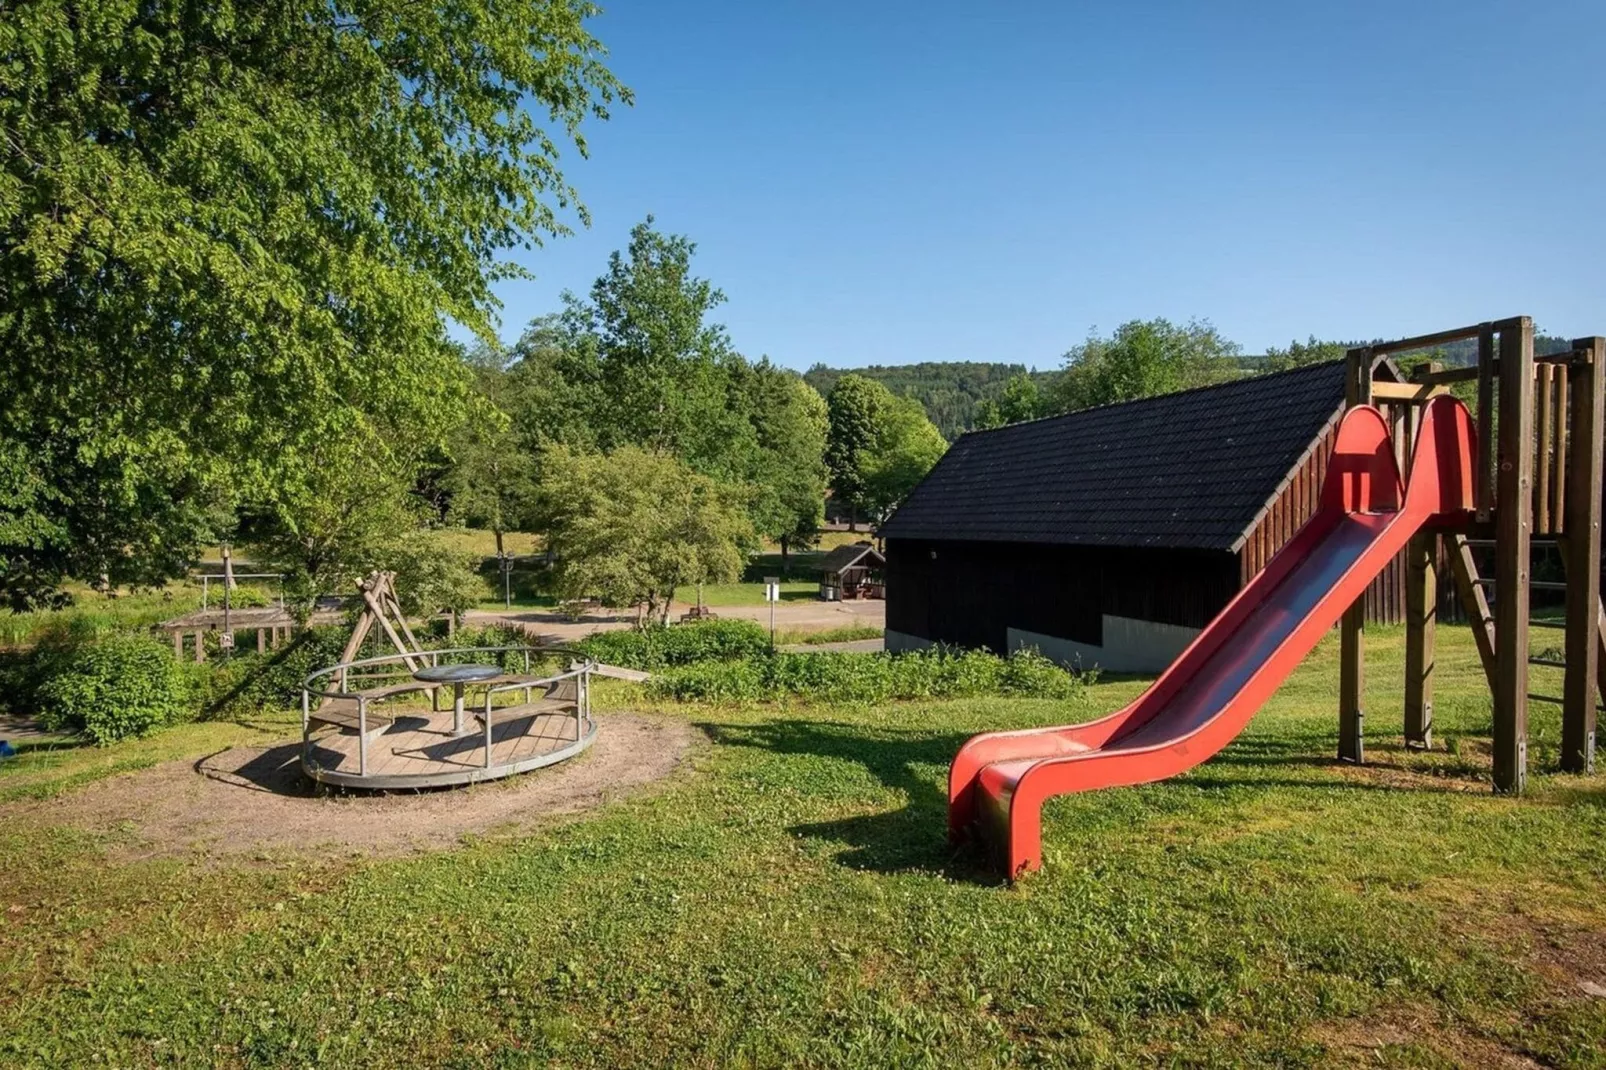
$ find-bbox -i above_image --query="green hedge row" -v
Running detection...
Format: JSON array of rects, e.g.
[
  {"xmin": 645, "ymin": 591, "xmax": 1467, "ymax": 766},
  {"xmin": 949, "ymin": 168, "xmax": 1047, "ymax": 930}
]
[
  {"xmin": 646, "ymin": 646, "xmax": 1093, "ymax": 704},
  {"xmin": 576, "ymin": 619, "xmax": 771, "ymax": 671}
]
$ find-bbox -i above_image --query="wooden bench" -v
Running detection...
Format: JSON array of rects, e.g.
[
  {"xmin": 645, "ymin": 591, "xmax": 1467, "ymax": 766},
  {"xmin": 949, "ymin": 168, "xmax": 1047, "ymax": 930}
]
[{"xmin": 308, "ymin": 681, "xmax": 435, "ymax": 737}]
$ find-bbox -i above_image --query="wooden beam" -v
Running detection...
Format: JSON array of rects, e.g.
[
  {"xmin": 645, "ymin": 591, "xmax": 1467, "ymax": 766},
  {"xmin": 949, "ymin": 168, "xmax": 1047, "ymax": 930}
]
[
  {"xmin": 1551, "ymin": 365, "xmax": 1568, "ymax": 529},
  {"xmin": 1447, "ymin": 534, "xmax": 1499, "ymax": 694},
  {"xmin": 1562, "ymin": 338, "xmax": 1604, "ymax": 773},
  {"xmin": 1536, "ymin": 363, "xmax": 1553, "ymax": 535},
  {"xmin": 1339, "ymin": 347, "xmax": 1372, "ymax": 763},
  {"xmin": 1477, "ymin": 324, "xmax": 1496, "ymax": 522},
  {"xmin": 1493, "ymin": 316, "xmax": 1534, "ymax": 794},
  {"xmin": 1369, "ymin": 322, "xmax": 1490, "ymax": 356},
  {"xmin": 1404, "ymin": 531, "xmax": 1437, "ymax": 749},
  {"xmin": 1370, "ymin": 380, "xmax": 1449, "ymax": 403}
]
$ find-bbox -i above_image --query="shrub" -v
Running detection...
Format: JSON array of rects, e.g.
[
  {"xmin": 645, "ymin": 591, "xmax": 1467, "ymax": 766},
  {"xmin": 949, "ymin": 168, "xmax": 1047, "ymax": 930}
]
[
  {"xmin": 578, "ymin": 619, "xmax": 771, "ymax": 671},
  {"xmin": 36, "ymin": 631, "xmax": 200, "ymax": 744},
  {"xmin": 647, "ymin": 646, "xmax": 1094, "ymax": 704}
]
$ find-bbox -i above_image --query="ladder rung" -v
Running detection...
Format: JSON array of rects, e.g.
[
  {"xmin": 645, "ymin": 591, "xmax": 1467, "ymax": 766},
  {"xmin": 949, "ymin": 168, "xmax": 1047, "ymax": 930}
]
[
  {"xmin": 1474, "ymin": 578, "xmax": 1568, "ymax": 590},
  {"xmin": 1527, "ymin": 692, "xmax": 1565, "ymax": 704},
  {"xmin": 1462, "ymin": 536, "xmax": 1561, "ymax": 546},
  {"xmin": 1528, "ymin": 657, "xmax": 1567, "ymax": 668}
]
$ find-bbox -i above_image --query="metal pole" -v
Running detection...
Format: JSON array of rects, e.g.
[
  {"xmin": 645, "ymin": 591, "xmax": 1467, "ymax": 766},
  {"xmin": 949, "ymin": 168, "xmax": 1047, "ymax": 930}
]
[
  {"xmin": 485, "ymin": 691, "xmax": 494, "ymax": 769},
  {"xmin": 358, "ymin": 696, "xmax": 368, "ymax": 777}
]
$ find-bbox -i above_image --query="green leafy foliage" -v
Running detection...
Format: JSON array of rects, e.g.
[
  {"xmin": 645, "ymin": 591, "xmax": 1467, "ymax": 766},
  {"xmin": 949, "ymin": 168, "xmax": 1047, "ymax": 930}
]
[
  {"xmin": 1052, "ymin": 318, "xmax": 1241, "ymax": 412},
  {"xmin": 577, "ymin": 619, "xmax": 771, "ymax": 670},
  {"xmin": 536, "ymin": 445, "xmax": 754, "ymax": 623},
  {"xmin": 386, "ymin": 532, "xmax": 492, "ymax": 623},
  {"xmin": 804, "ymin": 361, "xmax": 1055, "ymax": 439},
  {"xmin": 497, "ymin": 221, "xmax": 828, "ymax": 553},
  {"xmin": 1262, "ymin": 336, "xmax": 1350, "ymax": 372},
  {"xmin": 35, "ymin": 631, "xmax": 198, "ymax": 743},
  {"xmin": 0, "ymin": 0, "xmax": 626, "ymax": 606},
  {"xmin": 973, "ymin": 372, "xmax": 1050, "ymax": 429},
  {"xmin": 825, "ymin": 375, "xmax": 947, "ymax": 522},
  {"xmin": 649, "ymin": 646, "xmax": 1093, "ymax": 704}
]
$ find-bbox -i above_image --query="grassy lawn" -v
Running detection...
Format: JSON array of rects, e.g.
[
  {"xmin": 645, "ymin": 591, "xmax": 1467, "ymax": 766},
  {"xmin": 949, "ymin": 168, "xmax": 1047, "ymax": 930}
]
[{"xmin": 2, "ymin": 624, "xmax": 1604, "ymax": 1065}]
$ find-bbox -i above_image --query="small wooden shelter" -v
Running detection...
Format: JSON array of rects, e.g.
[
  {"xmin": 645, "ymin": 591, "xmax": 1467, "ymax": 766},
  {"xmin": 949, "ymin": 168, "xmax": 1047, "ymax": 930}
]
[{"xmin": 818, "ymin": 542, "xmax": 886, "ymax": 601}]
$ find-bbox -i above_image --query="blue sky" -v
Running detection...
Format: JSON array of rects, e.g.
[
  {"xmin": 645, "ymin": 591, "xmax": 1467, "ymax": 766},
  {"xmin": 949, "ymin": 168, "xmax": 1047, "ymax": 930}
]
[{"xmin": 488, "ymin": 1, "xmax": 1606, "ymax": 370}]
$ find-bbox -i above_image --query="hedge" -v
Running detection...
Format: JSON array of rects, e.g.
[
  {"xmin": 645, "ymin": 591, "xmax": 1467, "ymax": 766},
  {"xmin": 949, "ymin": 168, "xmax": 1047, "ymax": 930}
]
[
  {"xmin": 35, "ymin": 631, "xmax": 201, "ymax": 744},
  {"xmin": 577, "ymin": 620, "xmax": 771, "ymax": 672},
  {"xmin": 646, "ymin": 646, "xmax": 1093, "ymax": 704}
]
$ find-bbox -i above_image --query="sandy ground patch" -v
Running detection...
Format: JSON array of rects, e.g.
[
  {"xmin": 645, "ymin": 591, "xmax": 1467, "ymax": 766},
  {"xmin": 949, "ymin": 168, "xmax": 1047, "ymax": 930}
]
[{"xmin": 7, "ymin": 713, "xmax": 697, "ymax": 861}]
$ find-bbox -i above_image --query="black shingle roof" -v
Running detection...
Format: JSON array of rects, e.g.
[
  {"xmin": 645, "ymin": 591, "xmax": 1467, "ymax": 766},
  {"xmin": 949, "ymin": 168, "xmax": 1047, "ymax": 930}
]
[{"xmin": 880, "ymin": 360, "xmax": 1347, "ymax": 552}]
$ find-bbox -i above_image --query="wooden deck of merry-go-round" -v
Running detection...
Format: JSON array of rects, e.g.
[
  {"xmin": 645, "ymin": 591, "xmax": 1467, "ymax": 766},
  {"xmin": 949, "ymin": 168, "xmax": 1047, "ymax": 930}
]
[{"xmin": 300, "ymin": 645, "xmax": 603, "ymax": 790}]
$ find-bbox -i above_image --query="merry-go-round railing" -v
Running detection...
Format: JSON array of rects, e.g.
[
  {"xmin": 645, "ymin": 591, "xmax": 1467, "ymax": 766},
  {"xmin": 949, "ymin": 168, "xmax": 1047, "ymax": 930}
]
[{"xmin": 299, "ymin": 645, "xmax": 599, "ymax": 789}]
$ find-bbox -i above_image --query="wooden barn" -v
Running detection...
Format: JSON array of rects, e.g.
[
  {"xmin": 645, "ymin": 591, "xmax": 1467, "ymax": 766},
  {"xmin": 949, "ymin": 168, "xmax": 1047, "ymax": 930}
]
[{"xmin": 880, "ymin": 360, "xmax": 1416, "ymax": 672}]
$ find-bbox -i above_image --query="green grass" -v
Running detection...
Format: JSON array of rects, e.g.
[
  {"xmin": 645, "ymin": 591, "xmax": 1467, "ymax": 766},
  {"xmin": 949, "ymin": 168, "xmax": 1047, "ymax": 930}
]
[
  {"xmin": 1, "ymin": 624, "xmax": 1604, "ymax": 1066},
  {"xmin": 776, "ymin": 623, "xmax": 885, "ymax": 646},
  {"xmin": 675, "ymin": 581, "xmax": 818, "ymax": 606},
  {"xmin": 0, "ymin": 580, "xmax": 279, "ymax": 649}
]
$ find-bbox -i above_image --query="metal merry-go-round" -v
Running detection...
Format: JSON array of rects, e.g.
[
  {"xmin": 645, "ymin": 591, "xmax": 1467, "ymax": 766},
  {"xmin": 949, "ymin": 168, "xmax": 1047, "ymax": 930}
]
[{"xmin": 299, "ymin": 644, "xmax": 599, "ymax": 790}]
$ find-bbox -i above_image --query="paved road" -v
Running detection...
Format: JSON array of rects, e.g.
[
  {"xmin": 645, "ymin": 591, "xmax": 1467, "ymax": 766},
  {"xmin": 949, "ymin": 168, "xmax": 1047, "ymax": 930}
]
[{"xmin": 466, "ymin": 598, "xmax": 884, "ymax": 644}]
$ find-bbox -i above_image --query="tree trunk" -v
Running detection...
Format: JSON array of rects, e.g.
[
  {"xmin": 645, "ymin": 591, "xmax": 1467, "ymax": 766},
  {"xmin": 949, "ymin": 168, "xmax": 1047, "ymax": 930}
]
[
  {"xmin": 780, "ymin": 536, "xmax": 789, "ymax": 580},
  {"xmin": 493, "ymin": 527, "xmax": 504, "ymax": 557}
]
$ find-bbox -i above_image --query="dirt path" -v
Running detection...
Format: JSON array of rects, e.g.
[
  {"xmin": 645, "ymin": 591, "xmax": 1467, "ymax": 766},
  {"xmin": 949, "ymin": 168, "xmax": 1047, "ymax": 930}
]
[{"xmin": 7, "ymin": 713, "xmax": 698, "ymax": 862}]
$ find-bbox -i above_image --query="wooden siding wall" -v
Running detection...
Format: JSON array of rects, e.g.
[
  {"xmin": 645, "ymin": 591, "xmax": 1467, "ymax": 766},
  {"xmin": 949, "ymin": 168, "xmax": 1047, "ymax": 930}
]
[
  {"xmin": 886, "ymin": 538, "xmax": 1241, "ymax": 653},
  {"xmin": 1237, "ymin": 418, "xmax": 1412, "ymax": 624}
]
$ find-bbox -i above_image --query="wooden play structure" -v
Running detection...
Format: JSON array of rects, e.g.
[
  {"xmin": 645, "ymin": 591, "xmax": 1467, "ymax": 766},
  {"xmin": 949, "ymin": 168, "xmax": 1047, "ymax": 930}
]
[
  {"xmin": 299, "ymin": 572, "xmax": 611, "ymax": 790},
  {"xmin": 1340, "ymin": 317, "xmax": 1604, "ymax": 789},
  {"xmin": 949, "ymin": 317, "xmax": 1605, "ymax": 878}
]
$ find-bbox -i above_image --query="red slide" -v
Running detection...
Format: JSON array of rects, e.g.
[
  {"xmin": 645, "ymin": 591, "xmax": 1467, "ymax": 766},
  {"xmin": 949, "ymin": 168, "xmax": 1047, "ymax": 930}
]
[{"xmin": 949, "ymin": 396, "xmax": 1477, "ymax": 878}]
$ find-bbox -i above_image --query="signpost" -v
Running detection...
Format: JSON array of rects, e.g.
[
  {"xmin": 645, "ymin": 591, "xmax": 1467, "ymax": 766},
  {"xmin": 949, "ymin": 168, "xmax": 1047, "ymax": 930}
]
[{"xmin": 764, "ymin": 576, "xmax": 780, "ymax": 651}]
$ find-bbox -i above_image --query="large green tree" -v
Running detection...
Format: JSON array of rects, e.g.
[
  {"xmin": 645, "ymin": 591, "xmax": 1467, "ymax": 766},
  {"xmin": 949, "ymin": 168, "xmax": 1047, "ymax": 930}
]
[
  {"xmin": 741, "ymin": 361, "xmax": 829, "ymax": 575},
  {"xmin": 825, "ymin": 375, "xmax": 946, "ymax": 525},
  {"xmin": 824, "ymin": 374, "xmax": 885, "ymax": 527},
  {"xmin": 536, "ymin": 446, "xmax": 752, "ymax": 626},
  {"xmin": 559, "ymin": 218, "xmax": 750, "ymax": 474},
  {"xmin": 441, "ymin": 346, "xmax": 539, "ymax": 558},
  {"xmin": 1052, "ymin": 319, "xmax": 1240, "ymax": 413},
  {"xmin": 0, "ymin": 0, "xmax": 625, "ymax": 607}
]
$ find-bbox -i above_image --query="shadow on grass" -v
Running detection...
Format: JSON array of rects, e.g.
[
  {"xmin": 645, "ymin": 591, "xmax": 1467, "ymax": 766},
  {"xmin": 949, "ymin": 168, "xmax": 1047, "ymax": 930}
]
[{"xmin": 698, "ymin": 718, "xmax": 1005, "ymax": 885}]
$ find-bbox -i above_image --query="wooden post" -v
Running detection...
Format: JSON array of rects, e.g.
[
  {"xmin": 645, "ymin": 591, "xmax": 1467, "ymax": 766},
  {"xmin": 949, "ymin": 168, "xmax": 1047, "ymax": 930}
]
[
  {"xmin": 257, "ymin": 628, "xmax": 267, "ymax": 654},
  {"xmin": 1562, "ymin": 338, "xmax": 1604, "ymax": 773},
  {"xmin": 1535, "ymin": 363, "xmax": 1553, "ymax": 534},
  {"xmin": 1404, "ymin": 531, "xmax": 1437, "ymax": 749},
  {"xmin": 1339, "ymin": 346, "xmax": 1372, "ymax": 763},
  {"xmin": 1477, "ymin": 324, "xmax": 1496, "ymax": 522},
  {"xmin": 1551, "ymin": 366, "xmax": 1568, "ymax": 527},
  {"xmin": 1493, "ymin": 317, "xmax": 1533, "ymax": 794},
  {"xmin": 172, "ymin": 630, "xmax": 182, "ymax": 658}
]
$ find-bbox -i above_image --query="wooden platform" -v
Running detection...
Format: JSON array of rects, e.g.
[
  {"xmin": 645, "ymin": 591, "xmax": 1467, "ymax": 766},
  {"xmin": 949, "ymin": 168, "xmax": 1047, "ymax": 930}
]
[{"xmin": 301, "ymin": 703, "xmax": 595, "ymax": 789}]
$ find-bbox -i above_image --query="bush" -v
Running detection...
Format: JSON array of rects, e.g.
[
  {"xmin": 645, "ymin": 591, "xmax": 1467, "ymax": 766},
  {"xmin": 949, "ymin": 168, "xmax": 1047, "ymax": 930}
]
[
  {"xmin": 577, "ymin": 619, "xmax": 771, "ymax": 671},
  {"xmin": 647, "ymin": 646, "xmax": 1094, "ymax": 704},
  {"xmin": 36, "ymin": 631, "xmax": 200, "ymax": 743}
]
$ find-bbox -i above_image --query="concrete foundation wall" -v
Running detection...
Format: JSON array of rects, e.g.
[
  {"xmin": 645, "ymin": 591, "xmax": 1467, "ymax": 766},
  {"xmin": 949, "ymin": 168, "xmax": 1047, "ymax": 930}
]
[
  {"xmin": 1007, "ymin": 614, "xmax": 1200, "ymax": 675},
  {"xmin": 885, "ymin": 628, "xmax": 934, "ymax": 654}
]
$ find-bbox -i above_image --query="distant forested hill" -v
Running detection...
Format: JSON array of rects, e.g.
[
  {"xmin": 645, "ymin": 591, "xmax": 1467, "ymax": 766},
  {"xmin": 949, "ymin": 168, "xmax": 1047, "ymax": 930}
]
[{"xmin": 803, "ymin": 362, "xmax": 1057, "ymax": 439}]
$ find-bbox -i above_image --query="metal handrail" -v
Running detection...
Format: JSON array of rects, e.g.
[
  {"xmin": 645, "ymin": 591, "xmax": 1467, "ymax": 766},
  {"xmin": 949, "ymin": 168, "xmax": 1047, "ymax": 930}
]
[{"xmin": 300, "ymin": 644, "xmax": 589, "ymax": 701}]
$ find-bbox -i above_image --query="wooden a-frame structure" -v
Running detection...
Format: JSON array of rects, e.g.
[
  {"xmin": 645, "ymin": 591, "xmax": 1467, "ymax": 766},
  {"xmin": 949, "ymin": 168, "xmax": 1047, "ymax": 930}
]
[{"xmin": 1338, "ymin": 318, "xmax": 1605, "ymax": 791}]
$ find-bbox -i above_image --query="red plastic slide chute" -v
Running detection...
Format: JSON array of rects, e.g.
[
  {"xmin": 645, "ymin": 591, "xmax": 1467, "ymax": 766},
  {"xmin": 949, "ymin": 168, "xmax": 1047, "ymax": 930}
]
[{"xmin": 948, "ymin": 396, "xmax": 1477, "ymax": 878}]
